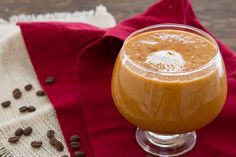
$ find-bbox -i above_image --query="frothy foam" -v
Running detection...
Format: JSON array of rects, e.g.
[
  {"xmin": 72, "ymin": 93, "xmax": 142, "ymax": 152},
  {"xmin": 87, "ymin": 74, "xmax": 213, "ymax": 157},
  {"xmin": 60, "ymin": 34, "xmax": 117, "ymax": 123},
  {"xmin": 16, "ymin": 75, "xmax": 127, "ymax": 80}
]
[
  {"xmin": 139, "ymin": 40, "xmax": 159, "ymax": 45},
  {"xmin": 156, "ymin": 33, "xmax": 195, "ymax": 44},
  {"xmin": 125, "ymin": 29, "xmax": 216, "ymax": 72},
  {"xmin": 144, "ymin": 50, "xmax": 185, "ymax": 72}
]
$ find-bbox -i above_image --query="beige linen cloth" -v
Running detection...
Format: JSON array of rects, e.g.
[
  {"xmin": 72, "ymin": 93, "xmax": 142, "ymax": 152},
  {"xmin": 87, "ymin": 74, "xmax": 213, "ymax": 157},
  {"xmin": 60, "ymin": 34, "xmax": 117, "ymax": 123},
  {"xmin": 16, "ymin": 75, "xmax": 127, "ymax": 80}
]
[{"xmin": 0, "ymin": 6, "xmax": 116, "ymax": 157}]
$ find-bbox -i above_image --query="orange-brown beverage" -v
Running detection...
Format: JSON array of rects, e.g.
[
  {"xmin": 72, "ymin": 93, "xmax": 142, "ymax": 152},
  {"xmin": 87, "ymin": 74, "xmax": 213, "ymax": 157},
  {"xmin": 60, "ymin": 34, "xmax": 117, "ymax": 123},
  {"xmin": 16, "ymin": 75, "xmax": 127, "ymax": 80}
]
[{"xmin": 111, "ymin": 24, "xmax": 227, "ymax": 156}]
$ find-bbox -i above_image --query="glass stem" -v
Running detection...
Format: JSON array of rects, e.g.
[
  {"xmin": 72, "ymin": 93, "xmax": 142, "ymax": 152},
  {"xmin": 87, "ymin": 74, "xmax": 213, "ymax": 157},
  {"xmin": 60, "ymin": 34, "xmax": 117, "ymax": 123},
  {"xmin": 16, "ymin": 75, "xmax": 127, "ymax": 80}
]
[{"xmin": 136, "ymin": 127, "xmax": 196, "ymax": 156}]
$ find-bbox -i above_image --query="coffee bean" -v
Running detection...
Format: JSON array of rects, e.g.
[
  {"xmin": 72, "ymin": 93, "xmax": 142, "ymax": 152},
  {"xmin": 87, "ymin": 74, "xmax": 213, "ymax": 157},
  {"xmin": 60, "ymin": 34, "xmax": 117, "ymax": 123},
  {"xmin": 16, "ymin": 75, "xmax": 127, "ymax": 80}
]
[
  {"xmin": 23, "ymin": 127, "xmax": 32, "ymax": 136},
  {"xmin": 13, "ymin": 88, "xmax": 20, "ymax": 93},
  {"xmin": 70, "ymin": 141, "xmax": 80, "ymax": 149},
  {"xmin": 27, "ymin": 106, "xmax": 36, "ymax": 112},
  {"xmin": 13, "ymin": 88, "xmax": 22, "ymax": 99},
  {"xmin": 8, "ymin": 136, "xmax": 20, "ymax": 143},
  {"xmin": 61, "ymin": 155, "xmax": 69, "ymax": 157},
  {"xmin": 14, "ymin": 92, "xmax": 22, "ymax": 99},
  {"xmin": 70, "ymin": 135, "xmax": 80, "ymax": 142},
  {"xmin": 49, "ymin": 137, "xmax": 64, "ymax": 151},
  {"xmin": 47, "ymin": 130, "xmax": 55, "ymax": 138},
  {"xmin": 15, "ymin": 128, "xmax": 23, "ymax": 136},
  {"xmin": 45, "ymin": 77, "xmax": 55, "ymax": 84},
  {"xmin": 31, "ymin": 141, "xmax": 42, "ymax": 148},
  {"xmin": 74, "ymin": 151, "xmax": 85, "ymax": 157},
  {"xmin": 24, "ymin": 84, "xmax": 33, "ymax": 91},
  {"xmin": 55, "ymin": 141, "xmax": 64, "ymax": 151},
  {"xmin": 1, "ymin": 101, "xmax": 11, "ymax": 108},
  {"xmin": 36, "ymin": 90, "xmax": 45, "ymax": 96},
  {"xmin": 146, "ymin": 155, "xmax": 152, "ymax": 157},
  {"xmin": 19, "ymin": 106, "xmax": 28, "ymax": 113},
  {"xmin": 49, "ymin": 137, "xmax": 58, "ymax": 146}
]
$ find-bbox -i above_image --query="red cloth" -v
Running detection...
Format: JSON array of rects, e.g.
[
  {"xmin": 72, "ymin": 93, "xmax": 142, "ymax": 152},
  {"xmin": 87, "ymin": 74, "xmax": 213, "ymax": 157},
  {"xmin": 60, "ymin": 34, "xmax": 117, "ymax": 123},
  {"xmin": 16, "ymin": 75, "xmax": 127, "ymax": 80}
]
[{"xmin": 19, "ymin": 0, "xmax": 236, "ymax": 156}]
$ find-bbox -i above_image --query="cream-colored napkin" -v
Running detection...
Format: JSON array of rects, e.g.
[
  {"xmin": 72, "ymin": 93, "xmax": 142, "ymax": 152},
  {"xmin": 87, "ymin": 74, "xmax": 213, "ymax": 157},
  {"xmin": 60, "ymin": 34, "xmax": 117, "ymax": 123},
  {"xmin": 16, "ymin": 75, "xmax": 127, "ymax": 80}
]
[{"xmin": 0, "ymin": 6, "xmax": 116, "ymax": 157}]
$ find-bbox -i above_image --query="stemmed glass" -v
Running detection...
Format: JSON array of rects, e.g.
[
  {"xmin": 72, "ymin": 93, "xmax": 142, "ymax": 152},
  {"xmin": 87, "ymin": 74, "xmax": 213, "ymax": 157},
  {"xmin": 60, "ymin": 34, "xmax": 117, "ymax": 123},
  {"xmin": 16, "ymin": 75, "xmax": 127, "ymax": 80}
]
[{"xmin": 111, "ymin": 24, "xmax": 227, "ymax": 156}]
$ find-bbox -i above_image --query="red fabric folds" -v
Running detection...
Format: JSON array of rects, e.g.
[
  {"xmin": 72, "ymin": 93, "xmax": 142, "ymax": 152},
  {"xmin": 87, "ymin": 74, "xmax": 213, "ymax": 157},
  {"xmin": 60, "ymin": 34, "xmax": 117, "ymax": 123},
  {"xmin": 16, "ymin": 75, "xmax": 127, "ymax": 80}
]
[{"xmin": 19, "ymin": 0, "xmax": 236, "ymax": 156}]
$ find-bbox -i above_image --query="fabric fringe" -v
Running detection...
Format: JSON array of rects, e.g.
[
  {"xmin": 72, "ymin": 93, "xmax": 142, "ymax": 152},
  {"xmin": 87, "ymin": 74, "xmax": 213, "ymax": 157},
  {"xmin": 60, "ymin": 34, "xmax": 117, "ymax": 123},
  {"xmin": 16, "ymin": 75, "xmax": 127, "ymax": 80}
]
[
  {"xmin": 0, "ymin": 5, "xmax": 116, "ymax": 28},
  {"xmin": 0, "ymin": 143, "xmax": 12, "ymax": 157}
]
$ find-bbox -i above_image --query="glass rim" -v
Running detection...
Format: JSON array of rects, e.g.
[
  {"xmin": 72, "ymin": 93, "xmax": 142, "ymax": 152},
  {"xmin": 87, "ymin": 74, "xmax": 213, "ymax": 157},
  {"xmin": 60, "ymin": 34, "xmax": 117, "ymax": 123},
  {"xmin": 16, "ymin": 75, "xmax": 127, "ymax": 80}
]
[{"xmin": 122, "ymin": 23, "xmax": 220, "ymax": 76}]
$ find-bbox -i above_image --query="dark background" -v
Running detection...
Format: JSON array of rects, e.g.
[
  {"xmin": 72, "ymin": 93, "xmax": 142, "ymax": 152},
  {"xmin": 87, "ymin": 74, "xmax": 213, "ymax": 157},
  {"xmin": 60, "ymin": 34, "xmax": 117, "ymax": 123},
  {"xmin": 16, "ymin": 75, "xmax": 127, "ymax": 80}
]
[{"xmin": 0, "ymin": 0, "xmax": 235, "ymax": 51}]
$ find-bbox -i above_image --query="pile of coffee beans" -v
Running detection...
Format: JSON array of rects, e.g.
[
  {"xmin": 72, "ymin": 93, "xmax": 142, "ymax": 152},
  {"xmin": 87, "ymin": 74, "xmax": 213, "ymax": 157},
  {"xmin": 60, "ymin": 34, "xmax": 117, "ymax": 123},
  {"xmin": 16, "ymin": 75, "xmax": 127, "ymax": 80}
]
[
  {"xmin": 49, "ymin": 137, "xmax": 64, "ymax": 151},
  {"xmin": 47, "ymin": 130, "xmax": 64, "ymax": 152},
  {"xmin": 19, "ymin": 106, "xmax": 36, "ymax": 113},
  {"xmin": 3, "ymin": 79, "xmax": 88, "ymax": 157},
  {"xmin": 47, "ymin": 129, "xmax": 70, "ymax": 157},
  {"xmin": 0, "ymin": 83, "xmax": 46, "ymax": 114},
  {"xmin": 8, "ymin": 127, "xmax": 70, "ymax": 156},
  {"xmin": 70, "ymin": 135, "xmax": 80, "ymax": 149},
  {"xmin": 8, "ymin": 126, "xmax": 33, "ymax": 143},
  {"xmin": 69, "ymin": 135, "xmax": 85, "ymax": 157},
  {"xmin": 5, "ymin": 115, "xmax": 86, "ymax": 156}
]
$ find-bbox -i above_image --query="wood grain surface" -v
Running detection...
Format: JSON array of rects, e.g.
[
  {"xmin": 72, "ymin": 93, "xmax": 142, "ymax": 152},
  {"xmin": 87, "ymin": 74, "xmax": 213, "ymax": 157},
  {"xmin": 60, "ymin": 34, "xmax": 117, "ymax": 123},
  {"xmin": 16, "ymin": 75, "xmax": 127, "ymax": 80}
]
[{"xmin": 0, "ymin": 0, "xmax": 235, "ymax": 51}]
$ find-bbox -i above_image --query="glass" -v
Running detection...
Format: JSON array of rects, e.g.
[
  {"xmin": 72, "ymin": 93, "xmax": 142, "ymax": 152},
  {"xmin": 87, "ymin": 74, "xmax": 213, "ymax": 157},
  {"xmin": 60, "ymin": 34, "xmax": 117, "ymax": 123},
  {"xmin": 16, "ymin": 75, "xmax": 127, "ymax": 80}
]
[{"xmin": 111, "ymin": 24, "xmax": 227, "ymax": 156}]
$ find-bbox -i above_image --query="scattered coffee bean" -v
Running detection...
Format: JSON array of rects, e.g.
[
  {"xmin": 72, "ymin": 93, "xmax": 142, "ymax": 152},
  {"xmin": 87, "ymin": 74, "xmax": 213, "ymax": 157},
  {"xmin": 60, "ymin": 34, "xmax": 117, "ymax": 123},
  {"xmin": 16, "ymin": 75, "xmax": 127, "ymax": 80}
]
[
  {"xmin": 61, "ymin": 155, "xmax": 69, "ymax": 157},
  {"xmin": 1, "ymin": 101, "xmax": 11, "ymax": 108},
  {"xmin": 36, "ymin": 90, "xmax": 45, "ymax": 96},
  {"xmin": 47, "ymin": 130, "xmax": 55, "ymax": 138},
  {"xmin": 70, "ymin": 141, "xmax": 80, "ymax": 149},
  {"xmin": 15, "ymin": 128, "xmax": 24, "ymax": 136},
  {"xmin": 31, "ymin": 141, "xmax": 42, "ymax": 148},
  {"xmin": 24, "ymin": 84, "xmax": 33, "ymax": 91},
  {"xmin": 19, "ymin": 106, "xmax": 28, "ymax": 113},
  {"xmin": 8, "ymin": 136, "xmax": 20, "ymax": 143},
  {"xmin": 70, "ymin": 135, "xmax": 80, "ymax": 142},
  {"xmin": 23, "ymin": 127, "xmax": 32, "ymax": 136},
  {"xmin": 13, "ymin": 88, "xmax": 20, "ymax": 93},
  {"xmin": 13, "ymin": 88, "xmax": 22, "ymax": 99},
  {"xmin": 49, "ymin": 137, "xmax": 64, "ymax": 151},
  {"xmin": 45, "ymin": 77, "xmax": 55, "ymax": 84},
  {"xmin": 49, "ymin": 137, "xmax": 58, "ymax": 146},
  {"xmin": 27, "ymin": 106, "xmax": 36, "ymax": 112},
  {"xmin": 146, "ymin": 155, "xmax": 152, "ymax": 157},
  {"xmin": 55, "ymin": 141, "xmax": 64, "ymax": 152},
  {"xmin": 74, "ymin": 151, "xmax": 85, "ymax": 157}
]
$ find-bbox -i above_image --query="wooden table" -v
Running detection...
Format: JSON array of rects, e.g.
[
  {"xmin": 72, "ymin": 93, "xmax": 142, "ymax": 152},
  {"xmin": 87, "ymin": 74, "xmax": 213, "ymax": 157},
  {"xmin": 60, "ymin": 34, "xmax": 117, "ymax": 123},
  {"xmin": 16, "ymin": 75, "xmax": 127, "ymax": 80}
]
[{"xmin": 0, "ymin": 0, "xmax": 235, "ymax": 51}]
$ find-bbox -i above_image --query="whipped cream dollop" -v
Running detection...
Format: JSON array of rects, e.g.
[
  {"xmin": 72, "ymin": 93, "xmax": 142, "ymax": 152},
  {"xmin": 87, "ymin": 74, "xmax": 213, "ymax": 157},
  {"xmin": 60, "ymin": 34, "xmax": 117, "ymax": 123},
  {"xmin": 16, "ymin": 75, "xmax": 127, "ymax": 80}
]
[{"xmin": 144, "ymin": 50, "xmax": 186, "ymax": 72}]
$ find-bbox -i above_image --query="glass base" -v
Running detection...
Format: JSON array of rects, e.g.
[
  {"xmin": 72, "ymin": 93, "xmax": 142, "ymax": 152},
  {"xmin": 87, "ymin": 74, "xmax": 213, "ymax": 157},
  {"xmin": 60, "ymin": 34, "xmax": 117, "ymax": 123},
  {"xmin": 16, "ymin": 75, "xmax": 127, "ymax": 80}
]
[{"xmin": 136, "ymin": 128, "xmax": 196, "ymax": 157}]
